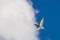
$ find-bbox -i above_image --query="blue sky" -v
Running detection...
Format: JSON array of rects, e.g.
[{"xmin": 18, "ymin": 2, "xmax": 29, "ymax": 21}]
[{"xmin": 32, "ymin": 0, "xmax": 60, "ymax": 40}]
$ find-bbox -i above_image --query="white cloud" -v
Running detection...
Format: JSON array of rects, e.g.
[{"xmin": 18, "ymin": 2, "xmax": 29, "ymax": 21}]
[{"xmin": 0, "ymin": 0, "xmax": 39, "ymax": 40}]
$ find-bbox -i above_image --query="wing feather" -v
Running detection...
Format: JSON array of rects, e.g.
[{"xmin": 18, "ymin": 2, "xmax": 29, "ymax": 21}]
[{"xmin": 39, "ymin": 18, "xmax": 44, "ymax": 26}]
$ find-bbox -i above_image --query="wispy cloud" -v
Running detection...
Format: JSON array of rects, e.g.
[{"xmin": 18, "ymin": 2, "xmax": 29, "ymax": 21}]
[{"xmin": 0, "ymin": 0, "xmax": 38, "ymax": 40}]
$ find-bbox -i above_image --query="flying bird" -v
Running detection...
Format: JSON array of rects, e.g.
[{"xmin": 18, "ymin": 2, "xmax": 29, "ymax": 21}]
[{"xmin": 35, "ymin": 18, "xmax": 44, "ymax": 31}]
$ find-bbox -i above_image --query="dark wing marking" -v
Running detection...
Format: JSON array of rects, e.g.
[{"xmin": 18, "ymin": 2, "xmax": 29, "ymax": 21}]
[{"xmin": 35, "ymin": 24, "xmax": 39, "ymax": 28}]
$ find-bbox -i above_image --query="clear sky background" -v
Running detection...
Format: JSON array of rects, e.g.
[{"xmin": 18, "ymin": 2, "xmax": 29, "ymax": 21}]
[{"xmin": 32, "ymin": 0, "xmax": 60, "ymax": 40}]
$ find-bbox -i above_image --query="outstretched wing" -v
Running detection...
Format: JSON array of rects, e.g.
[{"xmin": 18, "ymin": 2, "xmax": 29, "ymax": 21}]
[{"xmin": 39, "ymin": 18, "xmax": 44, "ymax": 26}]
